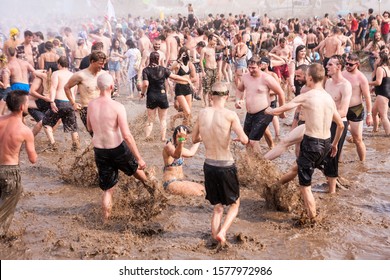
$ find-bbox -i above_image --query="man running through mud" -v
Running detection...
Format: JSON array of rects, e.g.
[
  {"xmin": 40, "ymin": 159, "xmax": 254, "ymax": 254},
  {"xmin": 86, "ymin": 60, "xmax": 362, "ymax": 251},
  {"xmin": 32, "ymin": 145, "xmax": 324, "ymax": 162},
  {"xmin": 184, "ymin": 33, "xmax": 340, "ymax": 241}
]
[
  {"xmin": 87, "ymin": 72, "xmax": 149, "ymax": 222},
  {"xmin": 192, "ymin": 82, "xmax": 248, "ymax": 247},
  {"xmin": 0, "ymin": 90, "xmax": 37, "ymax": 235},
  {"xmin": 266, "ymin": 63, "xmax": 344, "ymax": 220}
]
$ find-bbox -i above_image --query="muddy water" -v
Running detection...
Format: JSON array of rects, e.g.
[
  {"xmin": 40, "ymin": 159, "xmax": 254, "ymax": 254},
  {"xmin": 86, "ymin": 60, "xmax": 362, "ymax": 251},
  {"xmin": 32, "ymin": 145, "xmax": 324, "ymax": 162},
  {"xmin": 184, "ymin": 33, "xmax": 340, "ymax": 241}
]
[{"xmin": 1, "ymin": 90, "xmax": 390, "ymax": 260}]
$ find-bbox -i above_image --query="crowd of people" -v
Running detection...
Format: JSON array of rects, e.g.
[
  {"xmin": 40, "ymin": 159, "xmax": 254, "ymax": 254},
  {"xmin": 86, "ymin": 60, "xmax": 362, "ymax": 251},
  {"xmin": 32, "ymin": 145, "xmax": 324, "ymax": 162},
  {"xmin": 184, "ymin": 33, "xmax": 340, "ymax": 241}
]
[{"xmin": 1, "ymin": 4, "xmax": 390, "ymax": 247}]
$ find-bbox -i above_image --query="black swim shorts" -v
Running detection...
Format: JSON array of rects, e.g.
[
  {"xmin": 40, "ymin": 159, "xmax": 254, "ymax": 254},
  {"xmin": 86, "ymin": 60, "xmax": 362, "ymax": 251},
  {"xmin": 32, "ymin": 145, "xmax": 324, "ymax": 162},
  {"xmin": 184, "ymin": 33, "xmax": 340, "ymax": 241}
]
[
  {"xmin": 204, "ymin": 162, "xmax": 239, "ymax": 206},
  {"xmin": 297, "ymin": 135, "xmax": 331, "ymax": 186},
  {"xmin": 243, "ymin": 108, "xmax": 274, "ymax": 141},
  {"xmin": 347, "ymin": 103, "xmax": 365, "ymax": 122},
  {"xmin": 42, "ymin": 100, "xmax": 78, "ymax": 132},
  {"xmin": 94, "ymin": 141, "xmax": 139, "ymax": 191}
]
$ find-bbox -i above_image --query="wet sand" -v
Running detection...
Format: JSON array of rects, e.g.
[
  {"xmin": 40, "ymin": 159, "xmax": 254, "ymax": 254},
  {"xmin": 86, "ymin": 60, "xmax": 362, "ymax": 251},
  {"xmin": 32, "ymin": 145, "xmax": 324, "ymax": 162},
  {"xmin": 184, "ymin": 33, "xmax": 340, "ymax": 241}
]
[{"xmin": 1, "ymin": 88, "xmax": 390, "ymax": 260}]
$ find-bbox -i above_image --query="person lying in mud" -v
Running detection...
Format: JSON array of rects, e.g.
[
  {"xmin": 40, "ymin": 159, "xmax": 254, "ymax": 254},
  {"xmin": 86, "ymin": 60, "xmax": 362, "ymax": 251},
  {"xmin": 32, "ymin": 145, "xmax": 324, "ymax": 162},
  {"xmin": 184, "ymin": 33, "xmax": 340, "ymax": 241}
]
[
  {"xmin": 193, "ymin": 82, "xmax": 248, "ymax": 247},
  {"xmin": 87, "ymin": 72, "xmax": 155, "ymax": 222},
  {"xmin": 162, "ymin": 125, "xmax": 205, "ymax": 196}
]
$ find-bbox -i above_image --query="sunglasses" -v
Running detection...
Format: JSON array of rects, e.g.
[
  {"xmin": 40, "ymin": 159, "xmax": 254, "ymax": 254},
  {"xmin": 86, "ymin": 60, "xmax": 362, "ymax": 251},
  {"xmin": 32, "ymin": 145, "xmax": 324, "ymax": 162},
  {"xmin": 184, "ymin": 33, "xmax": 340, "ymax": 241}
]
[{"xmin": 346, "ymin": 62, "xmax": 358, "ymax": 67}]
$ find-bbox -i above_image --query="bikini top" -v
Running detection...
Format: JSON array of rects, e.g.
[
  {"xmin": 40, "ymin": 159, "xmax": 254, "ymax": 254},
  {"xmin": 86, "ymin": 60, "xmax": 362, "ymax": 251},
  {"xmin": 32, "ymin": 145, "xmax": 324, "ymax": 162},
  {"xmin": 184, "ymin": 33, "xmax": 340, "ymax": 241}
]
[
  {"xmin": 177, "ymin": 65, "xmax": 190, "ymax": 76},
  {"xmin": 164, "ymin": 138, "xmax": 185, "ymax": 169},
  {"xmin": 165, "ymin": 157, "xmax": 184, "ymax": 168}
]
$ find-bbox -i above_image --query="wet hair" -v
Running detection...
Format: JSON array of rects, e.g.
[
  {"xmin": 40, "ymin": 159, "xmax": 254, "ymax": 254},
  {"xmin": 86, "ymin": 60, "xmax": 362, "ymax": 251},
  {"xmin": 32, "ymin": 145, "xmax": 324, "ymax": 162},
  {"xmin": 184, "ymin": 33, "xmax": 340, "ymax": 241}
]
[
  {"xmin": 89, "ymin": 51, "xmax": 107, "ymax": 63},
  {"xmin": 248, "ymin": 55, "xmax": 261, "ymax": 66},
  {"xmin": 24, "ymin": 30, "xmax": 33, "ymax": 37},
  {"xmin": 149, "ymin": 51, "xmax": 160, "ymax": 65},
  {"xmin": 177, "ymin": 46, "xmax": 189, "ymax": 60},
  {"xmin": 45, "ymin": 41, "xmax": 54, "ymax": 51},
  {"xmin": 6, "ymin": 90, "xmax": 28, "ymax": 112},
  {"xmin": 91, "ymin": 41, "xmax": 104, "ymax": 52},
  {"xmin": 57, "ymin": 56, "xmax": 69, "ymax": 68},
  {"xmin": 7, "ymin": 47, "xmax": 16, "ymax": 57},
  {"xmin": 126, "ymin": 39, "xmax": 136, "ymax": 49},
  {"xmin": 296, "ymin": 64, "xmax": 309, "ymax": 73},
  {"xmin": 196, "ymin": 41, "xmax": 206, "ymax": 48},
  {"xmin": 295, "ymin": 45, "xmax": 306, "ymax": 61},
  {"xmin": 346, "ymin": 53, "xmax": 359, "ymax": 62},
  {"xmin": 307, "ymin": 63, "xmax": 325, "ymax": 83},
  {"xmin": 330, "ymin": 54, "xmax": 345, "ymax": 70},
  {"xmin": 34, "ymin": 31, "xmax": 44, "ymax": 40},
  {"xmin": 378, "ymin": 51, "xmax": 389, "ymax": 67},
  {"xmin": 172, "ymin": 125, "xmax": 189, "ymax": 145}
]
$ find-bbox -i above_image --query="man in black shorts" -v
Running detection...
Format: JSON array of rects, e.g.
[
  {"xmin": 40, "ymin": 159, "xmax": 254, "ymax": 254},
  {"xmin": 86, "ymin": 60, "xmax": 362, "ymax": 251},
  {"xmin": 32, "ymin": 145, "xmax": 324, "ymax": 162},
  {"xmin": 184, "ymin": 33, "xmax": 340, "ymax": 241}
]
[
  {"xmin": 235, "ymin": 56, "xmax": 285, "ymax": 153},
  {"xmin": 87, "ymin": 72, "xmax": 149, "ymax": 222},
  {"xmin": 193, "ymin": 82, "xmax": 248, "ymax": 246},
  {"xmin": 266, "ymin": 64, "xmax": 344, "ymax": 220}
]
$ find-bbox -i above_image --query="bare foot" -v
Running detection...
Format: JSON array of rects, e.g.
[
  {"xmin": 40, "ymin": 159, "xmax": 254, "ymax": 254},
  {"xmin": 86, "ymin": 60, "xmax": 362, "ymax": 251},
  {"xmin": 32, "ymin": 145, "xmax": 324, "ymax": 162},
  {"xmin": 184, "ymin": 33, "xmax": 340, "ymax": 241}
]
[{"xmin": 215, "ymin": 231, "xmax": 227, "ymax": 246}]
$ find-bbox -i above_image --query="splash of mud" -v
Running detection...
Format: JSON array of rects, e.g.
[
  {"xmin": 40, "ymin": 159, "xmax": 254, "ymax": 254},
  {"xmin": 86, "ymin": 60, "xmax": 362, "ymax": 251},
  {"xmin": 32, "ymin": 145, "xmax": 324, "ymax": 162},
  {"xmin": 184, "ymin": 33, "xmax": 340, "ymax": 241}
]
[
  {"xmin": 56, "ymin": 112, "xmax": 168, "ymax": 222},
  {"xmin": 233, "ymin": 145, "xmax": 301, "ymax": 212}
]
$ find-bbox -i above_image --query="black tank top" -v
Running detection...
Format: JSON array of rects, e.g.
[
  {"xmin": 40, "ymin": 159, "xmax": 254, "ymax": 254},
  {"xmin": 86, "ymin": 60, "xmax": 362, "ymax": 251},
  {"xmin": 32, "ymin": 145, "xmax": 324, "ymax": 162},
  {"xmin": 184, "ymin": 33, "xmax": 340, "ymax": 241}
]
[{"xmin": 374, "ymin": 67, "xmax": 390, "ymax": 98}]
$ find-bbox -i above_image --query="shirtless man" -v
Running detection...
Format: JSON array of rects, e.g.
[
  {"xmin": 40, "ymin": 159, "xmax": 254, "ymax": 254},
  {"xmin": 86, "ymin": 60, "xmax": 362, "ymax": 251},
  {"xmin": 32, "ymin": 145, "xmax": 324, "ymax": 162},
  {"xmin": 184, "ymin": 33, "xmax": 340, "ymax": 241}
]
[
  {"xmin": 324, "ymin": 55, "xmax": 352, "ymax": 193},
  {"xmin": 87, "ymin": 73, "xmax": 148, "ymax": 222},
  {"xmin": 28, "ymin": 70, "xmax": 51, "ymax": 136},
  {"xmin": 42, "ymin": 56, "xmax": 79, "ymax": 151},
  {"xmin": 88, "ymin": 23, "xmax": 112, "ymax": 56},
  {"xmin": 7, "ymin": 47, "xmax": 35, "ymax": 92},
  {"xmin": 165, "ymin": 27, "xmax": 179, "ymax": 67},
  {"xmin": 64, "ymin": 51, "xmax": 107, "ymax": 131},
  {"xmin": 0, "ymin": 90, "xmax": 37, "ymax": 235},
  {"xmin": 192, "ymin": 82, "xmax": 248, "ymax": 246},
  {"xmin": 270, "ymin": 38, "xmax": 293, "ymax": 90},
  {"xmin": 235, "ymin": 56, "xmax": 285, "ymax": 152},
  {"xmin": 16, "ymin": 30, "xmax": 37, "ymax": 68},
  {"xmin": 315, "ymin": 27, "xmax": 342, "ymax": 76},
  {"xmin": 266, "ymin": 63, "xmax": 344, "ymax": 219},
  {"xmin": 200, "ymin": 34, "xmax": 225, "ymax": 107},
  {"xmin": 342, "ymin": 53, "xmax": 372, "ymax": 161}
]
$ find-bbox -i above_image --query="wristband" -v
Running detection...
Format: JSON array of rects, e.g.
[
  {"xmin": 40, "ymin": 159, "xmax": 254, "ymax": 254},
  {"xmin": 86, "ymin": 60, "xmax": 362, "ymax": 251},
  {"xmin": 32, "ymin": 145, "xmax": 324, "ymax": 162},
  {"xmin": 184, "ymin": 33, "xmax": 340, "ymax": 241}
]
[
  {"xmin": 367, "ymin": 112, "xmax": 372, "ymax": 116},
  {"xmin": 178, "ymin": 137, "xmax": 186, "ymax": 142}
]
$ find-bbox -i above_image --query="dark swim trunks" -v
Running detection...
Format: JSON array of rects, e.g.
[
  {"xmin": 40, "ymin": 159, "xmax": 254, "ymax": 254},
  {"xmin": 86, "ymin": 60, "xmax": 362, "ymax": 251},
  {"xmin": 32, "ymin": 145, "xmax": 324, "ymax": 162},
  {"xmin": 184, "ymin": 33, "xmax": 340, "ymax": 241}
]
[
  {"xmin": 204, "ymin": 159, "xmax": 239, "ymax": 206},
  {"xmin": 243, "ymin": 108, "xmax": 274, "ymax": 141},
  {"xmin": 0, "ymin": 87, "xmax": 11, "ymax": 101},
  {"xmin": 297, "ymin": 135, "xmax": 331, "ymax": 186},
  {"xmin": 42, "ymin": 100, "xmax": 78, "ymax": 132},
  {"xmin": 347, "ymin": 103, "xmax": 365, "ymax": 122},
  {"xmin": 28, "ymin": 99, "xmax": 51, "ymax": 122},
  {"xmin": 0, "ymin": 165, "xmax": 22, "ymax": 236},
  {"xmin": 323, "ymin": 121, "xmax": 348, "ymax": 178},
  {"xmin": 94, "ymin": 141, "xmax": 139, "ymax": 191}
]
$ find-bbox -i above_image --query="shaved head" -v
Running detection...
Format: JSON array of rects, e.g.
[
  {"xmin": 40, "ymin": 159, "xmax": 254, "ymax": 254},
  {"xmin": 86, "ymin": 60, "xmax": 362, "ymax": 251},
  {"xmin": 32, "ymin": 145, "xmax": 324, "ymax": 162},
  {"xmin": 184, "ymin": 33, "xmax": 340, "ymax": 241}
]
[{"xmin": 97, "ymin": 72, "xmax": 114, "ymax": 91}]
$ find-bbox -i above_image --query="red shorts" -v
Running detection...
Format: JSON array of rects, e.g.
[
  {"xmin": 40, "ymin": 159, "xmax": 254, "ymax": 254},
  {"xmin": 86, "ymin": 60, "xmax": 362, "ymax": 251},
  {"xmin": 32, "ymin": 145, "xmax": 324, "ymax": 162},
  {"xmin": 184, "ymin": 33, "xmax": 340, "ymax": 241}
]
[{"xmin": 272, "ymin": 64, "xmax": 290, "ymax": 79}]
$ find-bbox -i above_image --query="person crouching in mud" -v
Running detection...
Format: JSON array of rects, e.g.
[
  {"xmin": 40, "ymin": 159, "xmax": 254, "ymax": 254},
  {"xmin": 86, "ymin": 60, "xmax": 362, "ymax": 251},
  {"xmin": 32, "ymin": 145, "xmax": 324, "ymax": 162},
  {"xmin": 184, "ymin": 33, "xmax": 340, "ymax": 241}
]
[
  {"xmin": 162, "ymin": 125, "xmax": 205, "ymax": 196},
  {"xmin": 192, "ymin": 82, "xmax": 248, "ymax": 247},
  {"xmin": 87, "ymin": 72, "xmax": 155, "ymax": 222}
]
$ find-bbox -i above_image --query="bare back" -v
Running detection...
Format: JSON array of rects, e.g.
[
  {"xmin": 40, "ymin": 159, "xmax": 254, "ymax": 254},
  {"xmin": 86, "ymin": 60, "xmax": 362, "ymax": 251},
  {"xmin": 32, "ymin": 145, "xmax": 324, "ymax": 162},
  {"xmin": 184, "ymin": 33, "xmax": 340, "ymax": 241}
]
[
  {"xmin": 197, "ymin": 107, "xmax": 237, "ymax": 161},
  {"xmin": 299, "ymin": 89, "xmax": 336, "ymax": 139},
  {"xmin": 88, "ymin": 97, "xmax": 125, "ymax": 149},
  {"xmin": 0, "ymin": 114, "xmax": 36, "ymax": 165}
]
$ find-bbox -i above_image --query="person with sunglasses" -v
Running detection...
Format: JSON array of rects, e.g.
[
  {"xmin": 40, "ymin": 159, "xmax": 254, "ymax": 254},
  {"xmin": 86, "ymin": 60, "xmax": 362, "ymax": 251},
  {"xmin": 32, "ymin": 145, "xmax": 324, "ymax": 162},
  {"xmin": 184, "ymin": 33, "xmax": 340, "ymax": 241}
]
[{"xmin": 342, "ymin": 54, "xmax": 372, "ymax": 161}]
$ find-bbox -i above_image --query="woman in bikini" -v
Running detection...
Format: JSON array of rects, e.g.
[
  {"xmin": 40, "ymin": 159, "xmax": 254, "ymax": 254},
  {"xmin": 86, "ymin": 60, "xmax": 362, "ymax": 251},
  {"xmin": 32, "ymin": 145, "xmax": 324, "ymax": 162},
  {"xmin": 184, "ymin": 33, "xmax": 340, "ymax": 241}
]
[
  {"xmin": 170, "ymin": 47, "xmax": 196, "ymax": 127},
  {"xmin": 369, "ymin": 50, "xmax": 390, "ymax": 135},
  {"xmin": 162, "ymin": 125, "xmax": 205, "ymax": 196}
]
